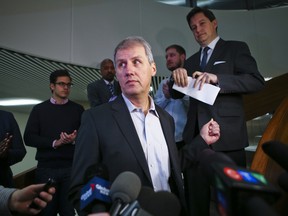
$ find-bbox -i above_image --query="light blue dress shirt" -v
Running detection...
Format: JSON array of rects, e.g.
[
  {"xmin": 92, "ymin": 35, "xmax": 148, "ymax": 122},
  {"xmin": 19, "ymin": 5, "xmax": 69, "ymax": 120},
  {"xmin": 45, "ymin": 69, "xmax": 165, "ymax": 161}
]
[
  {"xmin": 154, "ymin": 78, "xmax": 189, "ymax": 142},
  {"xmin": 122, "ymin": 94, "xmax": 171, "ymax": 192}
]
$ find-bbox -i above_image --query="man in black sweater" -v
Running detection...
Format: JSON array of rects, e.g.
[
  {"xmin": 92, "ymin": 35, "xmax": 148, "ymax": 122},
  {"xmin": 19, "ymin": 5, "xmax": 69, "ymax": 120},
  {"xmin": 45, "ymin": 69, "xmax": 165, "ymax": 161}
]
[{"xmin": 24, "ymin": 69, "xmax": 84, "ymax": 216}]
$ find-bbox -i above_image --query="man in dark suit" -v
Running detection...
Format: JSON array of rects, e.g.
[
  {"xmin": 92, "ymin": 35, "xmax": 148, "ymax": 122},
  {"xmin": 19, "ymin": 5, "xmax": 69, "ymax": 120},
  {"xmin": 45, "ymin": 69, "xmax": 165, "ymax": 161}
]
[
  {"xmin": 0, "ymin": 110, "xmax": 26, "ymax": 187},
  {"xmin": 87, "ymin": 58, "xmax": 121, "ymax": 107},
  {"xmin": 68, "ymin": 36, "xmax": 220, "ymax": 215},
  {"xmin": 169, "ymin": 7, "xmax": 265, "ymax": 216}
]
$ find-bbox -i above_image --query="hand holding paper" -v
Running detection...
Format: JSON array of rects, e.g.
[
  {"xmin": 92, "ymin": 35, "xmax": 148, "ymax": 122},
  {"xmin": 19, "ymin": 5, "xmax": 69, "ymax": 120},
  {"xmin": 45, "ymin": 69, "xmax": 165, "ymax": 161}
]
[{"xmin": 172, "ymin": 76, "xmax": 220, "ymax": 105}]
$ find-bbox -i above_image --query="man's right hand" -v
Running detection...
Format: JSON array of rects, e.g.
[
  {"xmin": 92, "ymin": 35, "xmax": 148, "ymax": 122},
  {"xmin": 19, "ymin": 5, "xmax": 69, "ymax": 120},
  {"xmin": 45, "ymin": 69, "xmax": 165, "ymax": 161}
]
[
  {"xmin": 200, "ymin": 119, "xmax": 220, "ymax": 145},
  {"xmin": 54, "ymin": 130, "xmax": 77, "ymax": 148},
  {"xmin": 172, "ymin": 68, "xmax": 189, "ymax": 87}
]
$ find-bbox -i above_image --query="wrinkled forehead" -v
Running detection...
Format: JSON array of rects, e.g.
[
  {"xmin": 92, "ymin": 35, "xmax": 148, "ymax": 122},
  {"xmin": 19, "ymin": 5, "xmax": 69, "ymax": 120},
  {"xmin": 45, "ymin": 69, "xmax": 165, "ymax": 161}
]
[{"xmin": 115, "ymin": 44, "xmax": 146, "ymax": 61}]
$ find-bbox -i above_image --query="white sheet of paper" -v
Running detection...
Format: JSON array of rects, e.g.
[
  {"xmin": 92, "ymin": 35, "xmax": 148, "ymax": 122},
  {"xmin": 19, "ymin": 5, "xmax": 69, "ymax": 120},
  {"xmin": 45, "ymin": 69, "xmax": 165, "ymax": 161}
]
[{"xmin": 172, "ymin": 77, "xmax": 220, "ymax": 105}]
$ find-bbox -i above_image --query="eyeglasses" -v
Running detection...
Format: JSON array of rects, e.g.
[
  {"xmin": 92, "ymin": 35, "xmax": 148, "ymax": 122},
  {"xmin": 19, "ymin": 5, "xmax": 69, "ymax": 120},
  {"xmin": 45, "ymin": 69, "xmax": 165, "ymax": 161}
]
[{"xmin": 54, "ymin": 82, "xmax": 74, "ymax": 88}]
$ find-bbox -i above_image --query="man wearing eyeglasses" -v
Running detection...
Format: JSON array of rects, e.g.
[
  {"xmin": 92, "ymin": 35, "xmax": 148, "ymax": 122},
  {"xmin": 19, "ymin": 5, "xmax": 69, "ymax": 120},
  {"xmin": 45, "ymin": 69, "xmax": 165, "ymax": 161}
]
[{"xmin": 24, "ymin": 69, "xmax": 84, "ymax": 216}]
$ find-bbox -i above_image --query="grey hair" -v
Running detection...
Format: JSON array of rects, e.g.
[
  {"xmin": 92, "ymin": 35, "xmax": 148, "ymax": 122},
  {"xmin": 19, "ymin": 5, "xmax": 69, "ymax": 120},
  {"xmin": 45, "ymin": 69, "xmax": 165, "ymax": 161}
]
[{"xmin": 114, "ymin": 36, "xmax": 154, "ymax": 65}]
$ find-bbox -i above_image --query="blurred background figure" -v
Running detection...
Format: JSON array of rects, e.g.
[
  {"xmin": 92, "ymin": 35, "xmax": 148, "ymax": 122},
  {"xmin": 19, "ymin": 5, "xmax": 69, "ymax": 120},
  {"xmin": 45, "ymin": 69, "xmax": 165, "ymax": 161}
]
[
  {"xmin": 87, "ymin": 58, "xmax": 121, "ymax": 107},
  {"xmin": 0, "ymin": 110, "xmax": 26, "ymax": 187},
  {"xmin": 154, "ymin": 44, "xmax": 189, "ymax": 149}
]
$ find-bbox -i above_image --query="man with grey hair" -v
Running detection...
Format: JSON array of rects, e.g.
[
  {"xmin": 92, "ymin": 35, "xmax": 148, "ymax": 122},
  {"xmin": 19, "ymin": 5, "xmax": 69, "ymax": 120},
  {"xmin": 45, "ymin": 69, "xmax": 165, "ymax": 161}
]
[{"xmin": 69, "ymin": 36, "xmax": 220, "ymax": 215}]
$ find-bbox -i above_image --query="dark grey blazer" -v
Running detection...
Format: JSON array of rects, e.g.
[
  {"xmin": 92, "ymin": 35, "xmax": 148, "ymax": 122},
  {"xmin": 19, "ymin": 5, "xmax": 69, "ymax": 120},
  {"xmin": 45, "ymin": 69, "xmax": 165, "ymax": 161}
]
[
  {"xmin": 173, "ymin": 38, "xmax": 265, "ymax": 151},
  {"xmin": 69, "ymin": 95, "xmax": 189, "ymax": 213},
  {"xmin": 87, "ymin": 78, "xmax": 121, "ymax": 107}
]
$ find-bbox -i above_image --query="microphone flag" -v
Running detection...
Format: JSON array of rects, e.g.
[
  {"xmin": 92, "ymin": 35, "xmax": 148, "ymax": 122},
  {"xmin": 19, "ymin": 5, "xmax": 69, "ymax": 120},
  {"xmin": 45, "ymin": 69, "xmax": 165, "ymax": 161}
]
[
  {"xmin": 80, "ymin": 176, "xmax": 111, "ymax": 210},
  {"xmin": 212, "ymin": 163, "xmax": 281, "ymax": 216}
]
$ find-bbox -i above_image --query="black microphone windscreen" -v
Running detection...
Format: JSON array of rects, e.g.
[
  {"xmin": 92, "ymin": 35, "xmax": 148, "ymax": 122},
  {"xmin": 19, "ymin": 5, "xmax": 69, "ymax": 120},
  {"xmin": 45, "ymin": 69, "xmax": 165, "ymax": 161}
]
[
  {"xmin": 144, "ymin": 191, "xmax": 181, "ymax": 216},
  {"xmin": 120, "ymin": 200, "xmax": 152, "ymax": 216},
  {"xmin": 137, "ymin": 186, "xmax": 154, "ymax": 209},
  {"xmin": 199, "ymin": 149, "xmax": 236, "ymax": 184},
  {"xmin": 109, "ymin": 171, "xmax": 141, "ymax": 203},
  {"xmin": 242, "ymin": 196, "xmax": 279, "ymax": 216},
  {"xmin": 212, "ymin": 163, "xmax": 281, "ymax": 216},
  {"xmin": 278, "ymin": 172, "xmax": 288, "ymax": 192},
  {"xmin": 135, "ymin": 208, "xmax": 153, "ymax": 216},
  {"xmin": 262, "ymin": 141, "xmax": 288, "ymax": 171}
]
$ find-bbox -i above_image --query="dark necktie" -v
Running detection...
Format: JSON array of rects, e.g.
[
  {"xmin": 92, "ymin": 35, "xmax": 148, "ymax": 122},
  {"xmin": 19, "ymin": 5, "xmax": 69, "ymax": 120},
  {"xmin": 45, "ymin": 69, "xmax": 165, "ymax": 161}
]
[
  {"xmin": 107, "ymin": 83, "xmax": 114, "ymax": 96},
  {"xmin": 200, "ymin": 47, "xmax": 210, "ymax": 71}
]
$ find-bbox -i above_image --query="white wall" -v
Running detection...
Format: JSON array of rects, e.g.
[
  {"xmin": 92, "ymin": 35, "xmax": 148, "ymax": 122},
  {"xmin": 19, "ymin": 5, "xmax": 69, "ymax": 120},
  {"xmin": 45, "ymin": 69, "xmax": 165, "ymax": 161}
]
[
  {"xmin": 0, "ymin": 0, "xmax": 287, "ymax": 174},
  {"xmin": 1, "ymin": 0, "xmax": 287, "ymax": 77}
]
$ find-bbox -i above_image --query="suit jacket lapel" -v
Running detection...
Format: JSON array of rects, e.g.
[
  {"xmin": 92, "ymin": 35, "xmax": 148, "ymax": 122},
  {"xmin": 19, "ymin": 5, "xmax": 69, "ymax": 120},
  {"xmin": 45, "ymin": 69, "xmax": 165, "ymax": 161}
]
[
  {"xmin": 185, "ymin": 48, "xmax": 201, "ymax": 74},
  {"xmin": 111, "ymin": 96, "xmax": 152, "ymax": 183},
  {"xmin": 206, "ymin": 38, "xmax": 226, "ymax": 72},
  {"xmin": 157, "ymin": 106, "xmax": 180, "ymax": 172},
  {"xmin": 195, "ymin": 51, "xmax": 202, "ymax": 72},
  {"xmin": 156, "ymin": 107, "xmax": 175, "ymax": 154},
  {"xmin": 156, "ymin": 106, "xmax": 186, "ymax": 205},
  {"xmin": 100, "ymin": 78, "xmax": 112, "ymax": 100}
]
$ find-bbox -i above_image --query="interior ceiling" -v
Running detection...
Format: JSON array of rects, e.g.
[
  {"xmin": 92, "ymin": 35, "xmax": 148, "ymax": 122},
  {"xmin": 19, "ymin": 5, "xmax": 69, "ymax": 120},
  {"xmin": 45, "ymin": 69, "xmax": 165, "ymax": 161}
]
[
  {"xmin": 1, "ymin": 0, "xmax": 287, "ymax": 114},
  {"xmin": 156, "ymin": 0, "xmax": 288, "ymax": 10}
]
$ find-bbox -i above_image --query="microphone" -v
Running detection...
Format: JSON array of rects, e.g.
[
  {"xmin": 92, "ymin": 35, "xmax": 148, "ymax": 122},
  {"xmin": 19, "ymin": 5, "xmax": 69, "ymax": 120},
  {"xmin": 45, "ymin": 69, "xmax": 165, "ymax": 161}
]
[
  {"xmin": 80, "ymin": 164, "xmax": 111, "ymax": 213},
  {"xmin": 211, "ymin": 162, "xmax": 281, "ymax": 216},
  {"xmin": 142, "ymin": 191, "xmax": 181, "ymax": 216},
  {"xmin": 278, "ymin": 172, "xmax": 288, "ymax": 192},
  {"xmin": 120, "ymin": 200, "xmax": 152, "ymax": 216},
  {"xmin": 136, "ymin": 186, "xmax": 154, "ymax": 209},
  {"xmin": 197, "ymin": 149, "xmax": 281, "ymax": 216},
  {"xmin": 198, "ymin": 149, "xmax": 236, "ymax": 185},
  {"xmin": 119, "ymin": 187, "xmax": 154, "ymax": 216},
  {"xmin": 121, "ymin": 187, "xmax": 181, "ymax": 216},
  {"xmin": 109, "ymin": 171, "xmax": 141, "ymax": 216},
  {"xmin": 262, "ymin": 141, "xmax": 288, "ymax": 171},
  {"xmin": 242, "ymin": 196, "xmax": 280, "ymax": 216}
]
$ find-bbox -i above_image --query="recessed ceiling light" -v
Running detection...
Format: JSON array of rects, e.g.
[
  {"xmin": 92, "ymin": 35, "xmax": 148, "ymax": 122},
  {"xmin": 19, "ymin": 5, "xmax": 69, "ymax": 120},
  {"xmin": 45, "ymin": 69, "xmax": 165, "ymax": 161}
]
[{"xmin": 0, "ymin": 98, "xmax": 42, "ymax": 106}]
